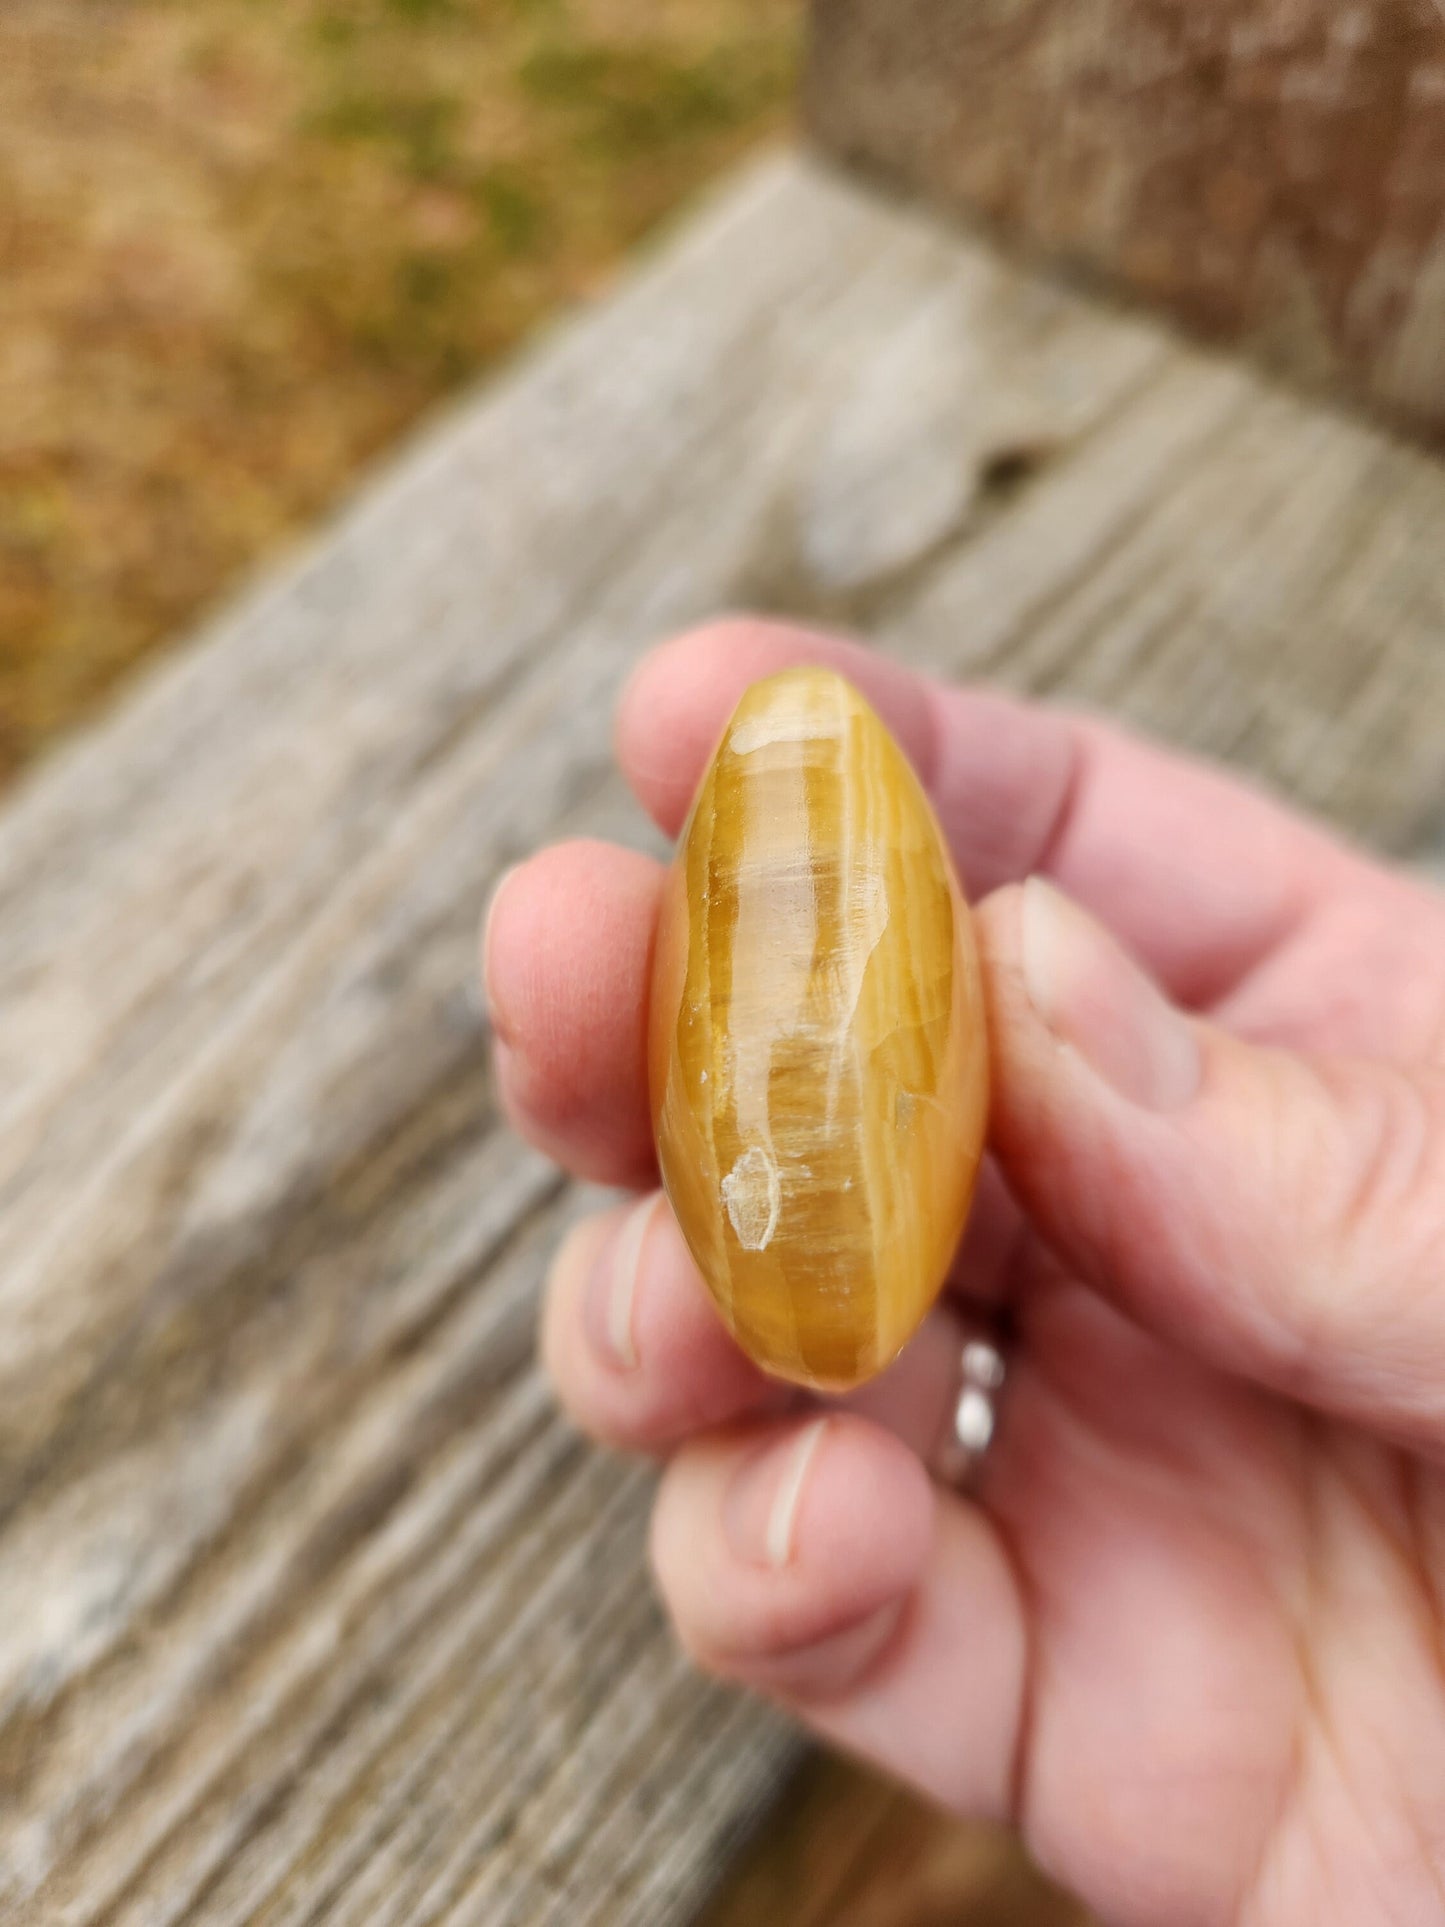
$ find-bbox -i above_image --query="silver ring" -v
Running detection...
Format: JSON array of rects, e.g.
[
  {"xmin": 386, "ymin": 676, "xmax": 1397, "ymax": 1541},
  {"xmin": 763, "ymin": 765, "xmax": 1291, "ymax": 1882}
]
[{"xmin": 929, "ymin": 1332, "xmax": 1008, "ymax": 1491}]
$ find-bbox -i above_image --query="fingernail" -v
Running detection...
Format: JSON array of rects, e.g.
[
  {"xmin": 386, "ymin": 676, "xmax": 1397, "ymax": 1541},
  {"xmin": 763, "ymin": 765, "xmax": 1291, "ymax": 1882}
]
[
  {"xmin": 723, "ymin": 1418, "xmax": 830, "ymax": 1570},
  {"xmin": 1019, "ymin": 877, "xmax": 1200, "ymax": 1110},
  {"xmin": 585, "ymin": 1192, "xmax": 661, "ymax": 1371},
  {"xmin": 481, "ymin": 864, "xmax": 521, "ymax": 1044}
]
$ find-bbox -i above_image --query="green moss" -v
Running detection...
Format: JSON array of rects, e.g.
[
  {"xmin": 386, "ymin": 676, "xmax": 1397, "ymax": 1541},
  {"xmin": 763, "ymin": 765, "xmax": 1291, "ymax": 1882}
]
[
  {"xmin": 382, "ymin": 0, "xmax": 457, "ymax": 19},
  {"xmin": 312, "ymin": 9, "xmax": 358, "ymax": 50},
  {"xmin": 309, "ymin": 87, "xmax": 464, "ymax": 179},
  {"xmin": 516, "ymin": 39, "xmax": 609, "ymax": 105},
  {"xmin": 518, "ymin": 36, "xmax": 791, "ymax": 158},
  {"xmin": 396, "ymin": 251, "xmax": 457, "ymax": 307},
  {"xmin": 475, "ymin": 166, "xmax": 546, "ymax": 255},
  {"xmin": 507, "ymin": 0, "xmax": 567, "ymax": 22}
]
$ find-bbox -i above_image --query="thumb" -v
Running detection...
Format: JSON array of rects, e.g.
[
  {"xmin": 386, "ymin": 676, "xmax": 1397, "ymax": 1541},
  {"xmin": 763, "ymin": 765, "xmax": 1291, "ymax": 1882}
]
[{"xmin": 978, "ymin": 879, "xmax": 1445, "ymax": 1448}]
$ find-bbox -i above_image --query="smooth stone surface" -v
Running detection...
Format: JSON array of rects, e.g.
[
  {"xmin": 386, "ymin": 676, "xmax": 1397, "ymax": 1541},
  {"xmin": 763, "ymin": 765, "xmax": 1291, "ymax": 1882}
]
[{"xmin": 648, "ymin": 667, "xmax": 989, "ymax": 1390}]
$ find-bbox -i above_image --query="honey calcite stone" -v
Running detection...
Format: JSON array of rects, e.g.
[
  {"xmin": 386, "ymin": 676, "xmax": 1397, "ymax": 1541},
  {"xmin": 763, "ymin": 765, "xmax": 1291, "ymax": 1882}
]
[{"xmin": 648, "ymin": 667, "xmax": 989, "ymax": 1391}]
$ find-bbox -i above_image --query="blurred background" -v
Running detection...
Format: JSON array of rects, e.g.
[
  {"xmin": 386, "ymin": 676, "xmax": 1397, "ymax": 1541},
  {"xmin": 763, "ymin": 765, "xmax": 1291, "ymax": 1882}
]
[
  {"xmin": 1, "ymin": 5, "xmax": 1086, "ymax": 1921},
  {"xmin": 0, "ymin": 0, "xmax": 798, "ymax": 784}
]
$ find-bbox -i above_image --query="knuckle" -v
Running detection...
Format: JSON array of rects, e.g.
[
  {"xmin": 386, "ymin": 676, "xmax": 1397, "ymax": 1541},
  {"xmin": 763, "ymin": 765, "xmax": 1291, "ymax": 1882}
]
[
  {"xmin": 1322, "ymin": 1063, "xmax": 1444, "ymax": 1259},
  {"xmin": 1272, "ymin": 1060, "xmax": 1445, "ymax": 1403}
]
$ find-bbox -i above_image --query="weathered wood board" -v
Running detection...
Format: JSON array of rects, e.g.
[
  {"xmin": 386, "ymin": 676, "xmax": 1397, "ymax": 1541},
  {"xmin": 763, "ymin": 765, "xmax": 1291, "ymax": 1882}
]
[
  {"xmin": 807, "ymin": 0, "xmax": 1445, "ymax": 439},
  {"xmin": 3, "ymin": 149, "xmax": 1445, "ymax": 1924}
]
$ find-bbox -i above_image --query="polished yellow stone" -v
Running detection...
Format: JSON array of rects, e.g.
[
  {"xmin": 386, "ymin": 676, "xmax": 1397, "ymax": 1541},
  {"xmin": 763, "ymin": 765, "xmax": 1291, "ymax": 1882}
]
[{"xmin": 648, "ymin": 667, "xmax": 989, "ymax": 1391}]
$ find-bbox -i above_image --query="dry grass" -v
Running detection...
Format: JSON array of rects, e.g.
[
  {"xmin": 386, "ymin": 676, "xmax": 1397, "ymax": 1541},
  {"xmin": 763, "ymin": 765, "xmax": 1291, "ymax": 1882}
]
[{"xmin": 0, "ymin": 0, "xmax": 800, "ymax": 781}]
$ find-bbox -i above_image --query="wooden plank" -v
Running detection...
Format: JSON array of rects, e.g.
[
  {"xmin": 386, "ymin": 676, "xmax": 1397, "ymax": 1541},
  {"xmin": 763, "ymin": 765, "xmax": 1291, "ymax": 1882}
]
[
  {"xmin": 2, "ymin": 148, "xmax": 1444, "ymax": 1923},
  {"xmin": 696, "ymin": 1757, "xmax": 1089, "ymax": 1927},
  {"xmin": 806, "ymin": 0, "xmax": 1445, "ymax": 439}
]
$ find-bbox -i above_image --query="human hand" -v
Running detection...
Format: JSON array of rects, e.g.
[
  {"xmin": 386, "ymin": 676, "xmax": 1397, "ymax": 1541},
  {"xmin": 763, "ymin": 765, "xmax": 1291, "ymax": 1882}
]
[{"xmin": 482, "ymin": 621, "xmax": 1445, "ymax": 1926}]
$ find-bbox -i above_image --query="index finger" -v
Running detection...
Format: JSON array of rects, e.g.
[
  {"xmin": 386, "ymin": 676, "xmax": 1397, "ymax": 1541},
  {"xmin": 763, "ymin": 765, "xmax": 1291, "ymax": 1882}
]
[{"xmin": 616, "ymin": 620, "xmax": 1360, "ymax": 1008}]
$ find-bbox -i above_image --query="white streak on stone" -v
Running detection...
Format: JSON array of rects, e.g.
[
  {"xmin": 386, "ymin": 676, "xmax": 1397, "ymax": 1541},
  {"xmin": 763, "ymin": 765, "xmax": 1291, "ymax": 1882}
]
[
  {"xmin": 722, "ymin": 1146, "xmax": 781, "ymax": 1251},
  {"xmin": 728, "ymin": 714, "xmax": 826, "ymax": 755}
]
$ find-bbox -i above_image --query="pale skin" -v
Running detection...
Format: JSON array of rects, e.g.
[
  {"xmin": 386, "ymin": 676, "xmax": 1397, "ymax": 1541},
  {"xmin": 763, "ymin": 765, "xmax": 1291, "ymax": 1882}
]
[{"xmin": 482, "ymin": 621, "xmax": 1445, "ymax": 1926}]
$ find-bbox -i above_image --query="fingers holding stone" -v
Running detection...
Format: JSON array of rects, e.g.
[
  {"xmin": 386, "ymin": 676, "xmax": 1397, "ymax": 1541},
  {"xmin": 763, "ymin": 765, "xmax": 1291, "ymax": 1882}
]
[
  {"xmin": 541, "ymin": 1172, "xmax": 1026, "ymax": 1461},
  {"xmin": 615, "ymin": 619, "xmax": 941, "ymax": 841},
  {"xmin": 648, "ymin": 1413, "xmax": 1027, "ymax": 1817},
  {"xmin": 618, "ymin": 620, "xmax": 1358, "ymax": 1007},
  {"xmin": 541, "ymin": 1194, "xmax": 783, "ymax": 1454},
  {"xmin": 482, "ymin": 838, "xmax": 661, "ymax": 1186},
  {"xmin": 648, "ymin": 1415, "xmax": 931, "ymax": 1690},
  {"xmin": 979, "ymin": 877, "xmax": 1445, "ymax": 1447}
]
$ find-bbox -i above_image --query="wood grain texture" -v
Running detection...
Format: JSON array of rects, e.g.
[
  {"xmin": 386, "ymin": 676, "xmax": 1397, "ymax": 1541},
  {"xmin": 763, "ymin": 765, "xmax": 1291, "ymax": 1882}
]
[
  {"xmin": 3, "ymin": 148, "xmax": 1445, "ymax": 1923},
  {"xmin": 806, "ymin": 0, "xmax": 1445, "ymax": 438}
]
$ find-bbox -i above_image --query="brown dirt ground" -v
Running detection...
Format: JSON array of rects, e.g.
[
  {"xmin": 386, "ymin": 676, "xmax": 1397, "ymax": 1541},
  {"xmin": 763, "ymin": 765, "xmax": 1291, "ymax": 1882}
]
[{"xmin": 0, "ymin": 0, "xmax": 799, "ymax": 781}]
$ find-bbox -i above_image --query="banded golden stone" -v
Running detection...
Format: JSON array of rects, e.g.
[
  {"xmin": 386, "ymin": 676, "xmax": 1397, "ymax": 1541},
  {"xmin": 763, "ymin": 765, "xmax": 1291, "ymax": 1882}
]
[{"xmin": 648, "ymin": 667, "xmax": 989, "ymax": 1390}]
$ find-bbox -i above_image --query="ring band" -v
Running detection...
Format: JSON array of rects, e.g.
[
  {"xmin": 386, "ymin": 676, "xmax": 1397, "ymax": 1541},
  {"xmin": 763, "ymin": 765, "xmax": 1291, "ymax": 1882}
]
[{"xmin": 929, "ymin": 1331, "xmax": 1008, "ymax": 1490}]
